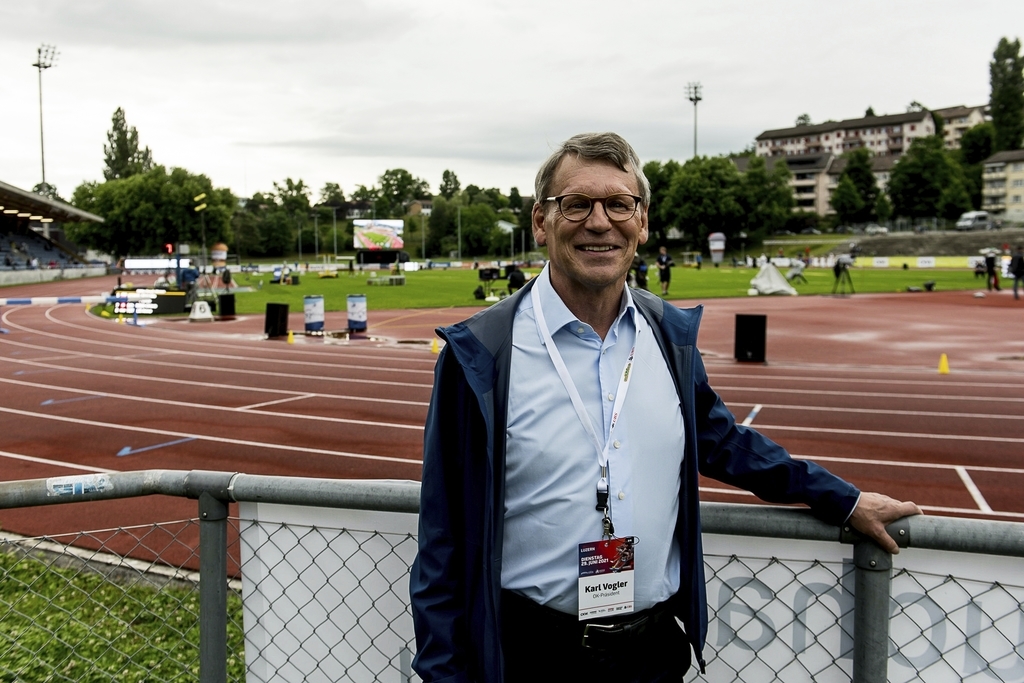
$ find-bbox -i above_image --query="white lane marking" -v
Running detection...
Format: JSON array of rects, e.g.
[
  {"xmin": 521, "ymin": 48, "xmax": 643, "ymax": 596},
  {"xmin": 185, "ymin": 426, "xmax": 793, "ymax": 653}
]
[
  {"xmin": 238, "ymin": 394, "xmax": 318, "ymax": 410},
  {"xmin": 0, "ymin": 406, "xmax": 422, "ymax": 466},
  {"xmin": 698, "ymin": 486, "xmax": 1024, "ymax": 520},
  {"xmin": 715, "ymin": 385, "xmax": 1024, "ymax": 404},
  {"xmin": 741, "ymin": 404, "xmax": 762, "ymax": 426},
  {"xmin": 709, "ymin": 370, "xmax": 1024, "ymax": 391},
  {"xmin": 955, "ymin": 466, "xmax": 994, "ymax": 513},
  {"xmin": 794, "ymin": 453, "xmax": 1024, "ymax": 476},
  {"xmin": 0, "ymin": 377, "xmax": 424, "ymax": 430},
  {"xmin": 755, "ymin": 423, "xmax": 1024, "ymax": 444},
  {"xmin": 0, "ymin": 449, "xmax": 113, "ymax": 474},
  {"xmin": 35, "ymin": 306, "xmax": 438, "ymax": 367},
  {"xmin": 0, "ymin": 350, "xmax": 433, "ymax": 392},
  {"xmin": 726, "ymin": 401, "xmax": 1024, "ymax": 421}
]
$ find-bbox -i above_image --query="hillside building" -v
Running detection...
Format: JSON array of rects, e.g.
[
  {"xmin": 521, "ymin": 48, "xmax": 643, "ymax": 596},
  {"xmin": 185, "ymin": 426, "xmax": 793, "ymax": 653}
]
[
  {"xmin": 982, "ymin": 149, "xmax": 1024, "ymax": 223},
  {"xmin": 756, "ymin": 111, "xmax": 936, "ymax": 159},
  {"xmin": 931, "ymin": 105, "xmax": 989, "ymax": 150}
]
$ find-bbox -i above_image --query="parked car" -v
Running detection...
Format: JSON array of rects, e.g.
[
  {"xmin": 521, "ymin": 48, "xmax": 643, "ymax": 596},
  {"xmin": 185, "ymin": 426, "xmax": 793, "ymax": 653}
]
[
  {"xmin": 799, "ymin": 228, "xmax": 821, "ymax": 235},
  {"xmin": 864, "ymin": 224, "xmax": 889, "ymax": 235},
  {"xmin": 955, "ymin": 211, "xmax": 992, "ymax": 231}
]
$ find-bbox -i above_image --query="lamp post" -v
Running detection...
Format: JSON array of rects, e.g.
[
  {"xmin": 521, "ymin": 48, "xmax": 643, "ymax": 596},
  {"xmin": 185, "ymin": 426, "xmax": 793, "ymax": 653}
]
[
  {"xmin": 457, "ymin": 205, "xmax": 462, "ymax": 261},
  {"xmin": 194, "ymin": 193, "xmax": 208, "ymax": 273},
  {"xmin": 421, "ymin": 213, "xmax": 426, "ymax": 260},
  {"xmin": 331, "ymin": 206, "xmax": 338, "ymax": 261},
  {"xmin": 686, "ymin": 81, "xmax": 702, "ymax": 159},
  {"xmin": 32, "ymin": 44, "xmax": 58, "ymax": 193}
]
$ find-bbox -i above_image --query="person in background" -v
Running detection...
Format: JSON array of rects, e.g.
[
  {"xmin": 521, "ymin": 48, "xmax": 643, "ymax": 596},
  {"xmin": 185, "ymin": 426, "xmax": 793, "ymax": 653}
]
[
  {"xmin": 1010, "ymin": 245, "xmax": 1024, "ymax": 301},
  {"xmin": 655, "ymin": 245, "xmax": 673, "ymax": 296}
]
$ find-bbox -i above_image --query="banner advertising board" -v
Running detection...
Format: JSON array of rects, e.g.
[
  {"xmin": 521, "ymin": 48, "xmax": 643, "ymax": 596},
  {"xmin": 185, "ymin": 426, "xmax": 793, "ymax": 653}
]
[{"xmin": 353, "ymin": 220, "xmax": 404, "ymax": 250}]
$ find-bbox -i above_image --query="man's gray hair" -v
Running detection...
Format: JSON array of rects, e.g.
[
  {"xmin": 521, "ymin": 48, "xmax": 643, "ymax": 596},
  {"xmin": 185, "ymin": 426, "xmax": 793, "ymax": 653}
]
[{"xmin": 534, "ymin": 132, "xmax": 651, "ymax": 208}]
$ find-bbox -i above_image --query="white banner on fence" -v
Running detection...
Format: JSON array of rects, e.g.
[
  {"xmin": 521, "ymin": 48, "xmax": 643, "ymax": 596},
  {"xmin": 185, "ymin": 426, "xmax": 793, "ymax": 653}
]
[
  {"xmin": 873, "ymin": 257, "xmax": 889, "ymax": 268},
  {"xmin": 917, "ymin": 256, "xmax": 936, "ymax": 268},
  {"xmin": 237, "ymin": 508, "xmax": 1024, "ymax": 683}
]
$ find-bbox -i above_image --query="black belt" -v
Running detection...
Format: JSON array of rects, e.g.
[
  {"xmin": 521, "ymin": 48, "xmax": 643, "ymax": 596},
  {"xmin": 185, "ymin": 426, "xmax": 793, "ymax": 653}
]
[{"xmin": 501, "ymin": 589, "xmax": 675, "ymax": 651}]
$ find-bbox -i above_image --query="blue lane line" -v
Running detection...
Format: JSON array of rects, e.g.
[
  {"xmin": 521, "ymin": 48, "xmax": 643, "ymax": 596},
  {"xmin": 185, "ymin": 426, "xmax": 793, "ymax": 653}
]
[
  {"xmin": 117, "ymin": 437, "xmax": 196, "ymax": 457},
  {"xmin": 41, "ymin": 396, "xmax": 104, "ymax": 406}
]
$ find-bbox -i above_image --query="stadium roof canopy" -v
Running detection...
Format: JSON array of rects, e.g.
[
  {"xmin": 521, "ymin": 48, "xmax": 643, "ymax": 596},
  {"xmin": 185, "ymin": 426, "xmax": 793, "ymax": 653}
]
[{"xmin": 0, "ymin": 179, "xmax": 103, "ymax": 224}]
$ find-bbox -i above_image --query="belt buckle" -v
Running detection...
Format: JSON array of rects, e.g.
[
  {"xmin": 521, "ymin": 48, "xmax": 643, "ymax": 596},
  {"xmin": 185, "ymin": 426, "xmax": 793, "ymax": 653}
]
[{"xmin": 581, "ymin": 622, "xmax": 621, "ymax": 649}]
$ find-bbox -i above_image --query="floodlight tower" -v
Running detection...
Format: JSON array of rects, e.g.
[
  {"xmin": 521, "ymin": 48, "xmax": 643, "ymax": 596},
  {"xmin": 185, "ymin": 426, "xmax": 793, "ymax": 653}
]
[
  {"xmin": 32, "ymin": 44, "xmax": 59, "ymax": 192},
  {"xmin": 686, "ymin": 81, "xmax": 702, "ymax": 159}
]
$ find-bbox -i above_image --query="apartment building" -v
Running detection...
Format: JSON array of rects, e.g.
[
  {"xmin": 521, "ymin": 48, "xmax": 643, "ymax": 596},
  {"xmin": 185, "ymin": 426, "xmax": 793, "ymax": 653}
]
[
  {"xmin": 931, "ymin": 105, "xmax": 988, "ymax": 150},
  {"xmin": 733, "ymin": 153, "xmax": 896, "ymax": 218},
  {"xmin": 982, "ymin": 149, "xmax": 1024, "ymax": 223},
  {"xmin": 755, "ymin": 110, "xmax": 935, "ymax": 159}
]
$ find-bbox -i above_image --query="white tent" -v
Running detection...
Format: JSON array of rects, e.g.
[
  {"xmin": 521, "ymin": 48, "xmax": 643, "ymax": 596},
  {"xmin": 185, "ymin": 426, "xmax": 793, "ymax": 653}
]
[{"xmin": 749, "ymin": 263, "xmax": 798, "ymax": 296}]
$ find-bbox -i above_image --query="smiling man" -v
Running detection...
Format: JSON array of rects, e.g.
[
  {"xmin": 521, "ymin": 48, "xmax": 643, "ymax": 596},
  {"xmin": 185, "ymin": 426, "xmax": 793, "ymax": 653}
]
[{"xmin": 410, "ymin": 132, "xmax": 919, "ymax": 683}]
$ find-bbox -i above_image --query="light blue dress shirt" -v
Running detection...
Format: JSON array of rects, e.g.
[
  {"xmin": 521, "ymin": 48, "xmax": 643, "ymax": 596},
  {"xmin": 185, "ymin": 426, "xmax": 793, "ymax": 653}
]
[{"xmin": 502, "ymin": 267, "xmax": 685, "ymax": 615}]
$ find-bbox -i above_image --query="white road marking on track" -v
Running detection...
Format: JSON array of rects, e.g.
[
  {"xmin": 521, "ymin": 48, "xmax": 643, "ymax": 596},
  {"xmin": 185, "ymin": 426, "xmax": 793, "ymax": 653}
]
[
  {"xmin": 794, "ymin": 453, "xmax": 1024, "ymax": 476},
  {"xmin": 0, "ymin": 449, "xmax": 113, "ymax": 474},
  {"xmin": 0, "ymin": 406, "xmax": 422, "ymax": 466},
  {"xmin": 955, "ymin": 466, "xmax": 994, "ymax": 513},
  {"xmin": 0, "ymin": 376, "xmax": 425, "ymax": 429},
  {"xmin": 5, "ymin": 310, "xmax": 436, "ymax": 376},
  {"xmin": 709, "ymin": 371, "xmax": 1024, "ymax": 391},
  {"xmin": 35, "ymin": 306, "xmax": 439, "ymax": 367},
  {"xmin": 758, "ymin": 423, "xmax": 1024, "ymax": 444},
  {"xmin": 698, "ymin": 485, "xmax": 1024, "ymax": 520},
  {"xmin": 238, "ymin": 394, "xmax": 318, "ymax": 410},
  {"xmin": 715, "ymin": 385, "xmax": 1024, "ymax": 403},
  {"xmin": 741, "ymin": 405, "xmax": 762, "ymax": 426},
  {"xmin": 727, "ymin": 401, "xmax": 1024, "ymax": 421},
  {"xmin": 0, "ymin": 347, "xmax": 434, "ymax": 391}
]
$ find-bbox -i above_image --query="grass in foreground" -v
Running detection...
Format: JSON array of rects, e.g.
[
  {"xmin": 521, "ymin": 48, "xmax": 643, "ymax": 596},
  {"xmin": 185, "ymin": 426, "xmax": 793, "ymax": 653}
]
[{"xmin": 0, "ymin": 549, "xmax": 244, "ymax": 682}]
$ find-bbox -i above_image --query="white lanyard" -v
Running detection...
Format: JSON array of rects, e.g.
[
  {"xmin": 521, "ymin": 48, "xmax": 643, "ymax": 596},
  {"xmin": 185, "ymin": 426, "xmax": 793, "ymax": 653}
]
[{"xmin": 530, "ymin": 278, "xmax": 641, "ymax": 535}]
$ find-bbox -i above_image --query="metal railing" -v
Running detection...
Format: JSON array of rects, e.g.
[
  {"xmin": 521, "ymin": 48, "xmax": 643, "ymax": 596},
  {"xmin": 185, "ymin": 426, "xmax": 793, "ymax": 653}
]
[{"xmin": 1, "ymin": 469, "xmax": 1022, "ymax": 682}]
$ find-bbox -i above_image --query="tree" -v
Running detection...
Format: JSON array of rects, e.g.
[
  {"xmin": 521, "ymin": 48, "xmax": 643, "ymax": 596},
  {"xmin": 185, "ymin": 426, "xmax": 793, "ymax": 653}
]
[
  {"xmin": 958, "ymin": 123, "xmax": 997, "ymax": 208},
  {"xmin": 439, "ymin": 170, "xmax": 461, "ymax": 199},
  {"xmin": 838, "ymin": 148, "xmax": 879, "ymax": 223},
  {"xmin": 508, "ymin": 187, "xmax": 523, "ymax": 214},
  {"xmin": 69, "ymin": 166, "xmax": 232, "ymax": 257},
  {"xmin": 378, "ymin": 168, "xmax": 430, "ymax": 217},
  {"xmin": 865, "ymin": 106, "xmax": 876, "ymax": 117},
  {"xmin": 990, "ymin": 37, "xmax": 1024, "ymax": 151},
  {"xmin": 32, "ymin": 182, "xmax": 62, "ymax": 201},
  {"xmin": 643, "ymin": 159, "xmax": 683, "ymax": 244},
  {"xmin": 888, "ymin": 136, "xmax": 969, "ymax": 220},
  {"xmin": 103, "ymin": 108, "xmax": 153, "ymax": 181},
  {"xmin": 830, "ymin": 176, "xmax": 866, "ymax": 225},
  {"xmin": 659, "ymin": 157, "xmax": 745, "ymax": 246},
  {"xmin": 738, "ymin": 156, "xmax": 792, "ymax": 238},
  {"xmin": 319, "ymin": 182, "xmax": 345, "ymax": 207},
  {"xmin": 795, "ymin": 113, "xmax": 811, "ymax": 127},
  {"xmin": 875, "ymin": 193, "xmax": 892, "ymax": 223}
]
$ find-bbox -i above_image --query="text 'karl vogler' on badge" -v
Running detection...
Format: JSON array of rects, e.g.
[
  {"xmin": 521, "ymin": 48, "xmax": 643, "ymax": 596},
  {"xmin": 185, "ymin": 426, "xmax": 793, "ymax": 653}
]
[{"xmin": 578, "ymin": 536, "xmax": 635, "ymax": 620}]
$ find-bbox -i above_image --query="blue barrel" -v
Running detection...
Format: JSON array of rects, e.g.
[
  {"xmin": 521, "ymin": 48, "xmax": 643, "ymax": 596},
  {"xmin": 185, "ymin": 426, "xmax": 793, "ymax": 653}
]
[
  {"xmin": 304, "ymin": 295, "xmax": 325, "ymax": 332},
  {"xmin": 347, "ymin": 294, "xmax": 367, "ymax": 332}
]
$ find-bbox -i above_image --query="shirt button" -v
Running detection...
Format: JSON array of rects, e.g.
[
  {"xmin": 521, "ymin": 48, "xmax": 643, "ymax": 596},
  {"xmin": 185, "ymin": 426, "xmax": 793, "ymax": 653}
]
[
  {"xmin": 576, "ymin": 326, "xmax": 584, "ymax": 334},
  {"xmin": 613, "ymin": 440, "xmax": 621, "ymax": 449},
  {"xmin": 607, "ymin": 393, "xmax": 614, "ymax": 401},
  {"xmin": 618, "ymin": 492, "xmax": 626, "ymax": 500}
]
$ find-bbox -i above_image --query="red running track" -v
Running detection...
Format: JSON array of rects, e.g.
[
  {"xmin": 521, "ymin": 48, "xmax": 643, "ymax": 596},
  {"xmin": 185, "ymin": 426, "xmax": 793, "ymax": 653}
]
[{"xmin": 1, "ymin": 275, "xmax": 1023, "ymax": 554}]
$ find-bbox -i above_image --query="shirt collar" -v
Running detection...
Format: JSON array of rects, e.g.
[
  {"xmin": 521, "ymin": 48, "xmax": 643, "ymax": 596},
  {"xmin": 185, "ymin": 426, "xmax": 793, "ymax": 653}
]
[{"xmin": 535, "ymin": 264, "xmax": 637, "ymax": 335}]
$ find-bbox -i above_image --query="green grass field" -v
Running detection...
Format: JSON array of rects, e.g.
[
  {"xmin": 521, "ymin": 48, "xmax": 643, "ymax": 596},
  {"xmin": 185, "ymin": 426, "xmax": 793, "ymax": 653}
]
[{"xmin": 221, "ymin": 265, "xmax": 985, "ymax": 314}]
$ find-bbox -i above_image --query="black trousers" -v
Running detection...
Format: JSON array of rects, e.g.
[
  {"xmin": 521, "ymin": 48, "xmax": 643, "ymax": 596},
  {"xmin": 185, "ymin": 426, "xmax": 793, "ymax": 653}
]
[{"xmin": 501, "ymin": 590, "xmax": 691, "ymax": 683}]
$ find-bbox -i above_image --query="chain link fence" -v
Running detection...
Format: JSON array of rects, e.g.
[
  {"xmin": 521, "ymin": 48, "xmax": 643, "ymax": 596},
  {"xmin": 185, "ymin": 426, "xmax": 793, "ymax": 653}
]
[{"xmin": 1, "ymin": 470, "xmax": 1022, "ymax": 683}]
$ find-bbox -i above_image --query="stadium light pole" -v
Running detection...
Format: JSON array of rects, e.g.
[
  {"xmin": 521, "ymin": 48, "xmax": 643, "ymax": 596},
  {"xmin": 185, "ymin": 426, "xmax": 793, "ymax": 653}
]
[
  {"xmin": 686, "ymin": 82, "xmax": 702, "ymax": 159},
  {"xmin": 32, "ymin": 44, "xmax": 58, "ymax": 193}
]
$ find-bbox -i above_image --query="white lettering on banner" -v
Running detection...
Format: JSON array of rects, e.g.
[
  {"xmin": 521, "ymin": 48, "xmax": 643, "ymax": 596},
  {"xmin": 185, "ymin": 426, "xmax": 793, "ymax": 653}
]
[
  {"xmin": 703, "ymin": 537, "xmax": 1024, "ymax": 682},
  {"xmin": 873, "ymin": 257, "xmax": 889, "ymax": 268},
  {"xmin": 917, "ymin": 257, "xmax": 936, "ymax": 268}
]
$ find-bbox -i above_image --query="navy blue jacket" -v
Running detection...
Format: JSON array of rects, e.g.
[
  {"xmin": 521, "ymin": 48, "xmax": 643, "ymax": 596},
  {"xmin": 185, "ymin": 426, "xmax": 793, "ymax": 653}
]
[{"xmin": 410, "ymin": 281, "xmax": 860, "ymax": 683}]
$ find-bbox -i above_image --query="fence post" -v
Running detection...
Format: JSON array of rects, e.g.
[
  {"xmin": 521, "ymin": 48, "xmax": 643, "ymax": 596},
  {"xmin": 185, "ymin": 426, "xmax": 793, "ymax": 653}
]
[
  {"xmin": 852, "ymin": 539, "xmax": 892, "ymax": 683},
  {"xmin": 199, "ymin": 491, "xmax": 229, "ymax": 683}
]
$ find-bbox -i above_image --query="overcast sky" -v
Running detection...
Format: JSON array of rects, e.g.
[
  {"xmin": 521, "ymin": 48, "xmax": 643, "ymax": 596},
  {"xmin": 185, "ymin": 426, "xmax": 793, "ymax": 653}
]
[{"xmin": 1, "ymin": 1, "xmax": 1020, "ymax": 204}]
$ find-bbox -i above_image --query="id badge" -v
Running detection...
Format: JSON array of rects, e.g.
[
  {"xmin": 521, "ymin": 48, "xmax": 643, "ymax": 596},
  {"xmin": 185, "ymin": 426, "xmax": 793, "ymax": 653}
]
[{"xmin": 578, "ymin": 536, "xmax": 636, "ymax": 620}]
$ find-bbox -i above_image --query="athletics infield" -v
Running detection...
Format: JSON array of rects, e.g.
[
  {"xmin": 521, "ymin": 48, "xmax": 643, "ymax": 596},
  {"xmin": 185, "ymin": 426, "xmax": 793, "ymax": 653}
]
[{"xmin": 1, "ymin": 274, "xmax": 1022, "ymax": 556}]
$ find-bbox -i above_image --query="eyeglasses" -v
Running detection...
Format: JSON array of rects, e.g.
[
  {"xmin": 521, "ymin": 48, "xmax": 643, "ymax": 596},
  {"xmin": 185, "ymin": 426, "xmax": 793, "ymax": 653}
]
[{"xmin": 544, "ymin": 193, "xmax": 642, "ymax": 222}]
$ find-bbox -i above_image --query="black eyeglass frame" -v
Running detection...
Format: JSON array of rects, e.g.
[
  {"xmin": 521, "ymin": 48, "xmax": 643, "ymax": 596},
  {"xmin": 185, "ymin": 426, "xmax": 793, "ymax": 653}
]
[{"xmin": 543, "ymin": 193, "xmax": 643, "ymax": 223}]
